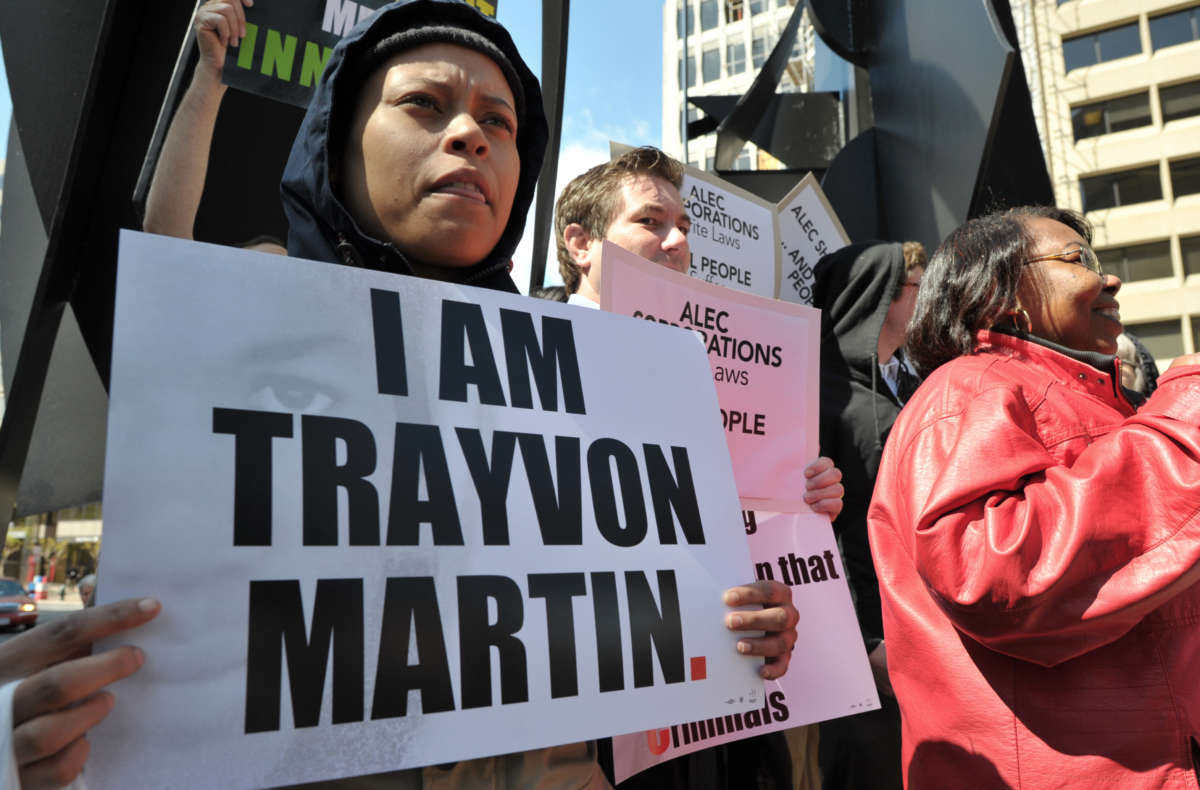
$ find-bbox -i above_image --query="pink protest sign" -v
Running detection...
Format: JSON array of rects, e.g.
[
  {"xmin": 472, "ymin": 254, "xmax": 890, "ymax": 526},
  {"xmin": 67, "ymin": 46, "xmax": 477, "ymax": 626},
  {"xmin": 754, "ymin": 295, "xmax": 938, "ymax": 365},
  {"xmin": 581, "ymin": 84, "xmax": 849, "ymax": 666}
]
[
  {"xmin": 598, "ymin": 241, "xmax": 819, "ymax": 512},
  {"xmin": 612, "ymin": 511, "xmax": 879, "ymax": 782}
]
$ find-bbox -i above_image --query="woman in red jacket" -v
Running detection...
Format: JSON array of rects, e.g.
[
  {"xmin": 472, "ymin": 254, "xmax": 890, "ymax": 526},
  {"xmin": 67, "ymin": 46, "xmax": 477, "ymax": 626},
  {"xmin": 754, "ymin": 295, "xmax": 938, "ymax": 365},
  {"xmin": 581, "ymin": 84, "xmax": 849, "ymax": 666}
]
[{"xmin": 868, "ymin": 205, "xmax": 1200, "ymax": 789}]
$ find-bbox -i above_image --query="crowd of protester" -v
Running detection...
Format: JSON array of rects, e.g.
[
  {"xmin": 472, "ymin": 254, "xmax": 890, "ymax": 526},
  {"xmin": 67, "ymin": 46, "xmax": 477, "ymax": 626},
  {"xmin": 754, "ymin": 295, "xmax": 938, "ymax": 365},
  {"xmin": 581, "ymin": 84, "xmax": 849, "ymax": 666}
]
[{"xmin": 4, "ymin": 0, "xmax": 1200, "ymax": 788}]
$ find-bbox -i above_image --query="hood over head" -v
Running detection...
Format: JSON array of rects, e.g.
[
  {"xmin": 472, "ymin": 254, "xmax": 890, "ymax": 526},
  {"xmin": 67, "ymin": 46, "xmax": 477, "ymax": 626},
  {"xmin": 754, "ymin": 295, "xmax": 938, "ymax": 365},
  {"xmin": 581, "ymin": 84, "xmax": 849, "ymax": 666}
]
[
  {"xmin": 814, "ymin": 241, "xmax": 906, "ymax": 382},
  {"xmin": 281, "ymin": 0, "xmax": 548, "ymax": 293}
]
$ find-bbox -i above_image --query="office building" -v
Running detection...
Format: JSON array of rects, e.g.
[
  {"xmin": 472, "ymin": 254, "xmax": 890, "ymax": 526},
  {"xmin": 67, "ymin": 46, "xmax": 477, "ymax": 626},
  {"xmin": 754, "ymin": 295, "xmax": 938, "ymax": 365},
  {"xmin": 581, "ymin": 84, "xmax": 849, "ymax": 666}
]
[
  {"xmin": 1012, "ymin": 0, "xmax": 1200, "ymax": 364},
  {"xmin": 661, "ymin": 0, "xmax": 814, "ymax": 171}
]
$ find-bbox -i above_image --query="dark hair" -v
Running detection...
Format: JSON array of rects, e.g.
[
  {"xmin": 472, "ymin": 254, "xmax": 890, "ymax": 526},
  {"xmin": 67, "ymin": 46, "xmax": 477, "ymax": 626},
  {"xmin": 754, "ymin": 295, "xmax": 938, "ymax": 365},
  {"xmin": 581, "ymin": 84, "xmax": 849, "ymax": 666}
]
[
  {"xmin": 906, "ymin": 206, "xmax": 1092, "ymax": 377},
  {"xmin": 554, "ymin": 146, "xmax": 684, "ymax": 294}
]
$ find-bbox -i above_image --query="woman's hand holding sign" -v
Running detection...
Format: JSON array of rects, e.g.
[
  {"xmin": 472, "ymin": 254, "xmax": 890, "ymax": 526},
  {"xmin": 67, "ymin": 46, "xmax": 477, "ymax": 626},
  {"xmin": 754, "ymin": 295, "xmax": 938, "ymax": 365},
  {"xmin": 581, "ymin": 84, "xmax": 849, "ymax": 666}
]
[
  {"xmin": 2, "ymin": 598, "xmax": 160, "ymax": 790},
  {"xmin": 195, "ymin": 0, "xmax": 252, "ymax": 76},
  {"xmin": 724, "ymin": 581, "xmax": 799, "ymax": 680}
]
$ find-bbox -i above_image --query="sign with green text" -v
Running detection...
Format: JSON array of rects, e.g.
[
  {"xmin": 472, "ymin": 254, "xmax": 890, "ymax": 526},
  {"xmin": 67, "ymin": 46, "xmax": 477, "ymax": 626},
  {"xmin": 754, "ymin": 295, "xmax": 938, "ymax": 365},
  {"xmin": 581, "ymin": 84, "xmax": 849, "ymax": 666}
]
[{"xmin": 221, "ymin": 0, "xmax": 498, "ymax": 108}]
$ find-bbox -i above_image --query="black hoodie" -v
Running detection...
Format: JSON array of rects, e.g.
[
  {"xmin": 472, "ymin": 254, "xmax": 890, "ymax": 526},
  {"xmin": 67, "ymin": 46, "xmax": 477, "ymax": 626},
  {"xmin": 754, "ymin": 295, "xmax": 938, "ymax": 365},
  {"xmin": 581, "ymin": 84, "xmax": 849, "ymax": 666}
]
[
  {"xmin": 814, "ymin": 242, "xmax": 909, "ymax": 648},
  {"xmin": 280, "ymin": 0, "xmax": 548, "ymax": 291}
]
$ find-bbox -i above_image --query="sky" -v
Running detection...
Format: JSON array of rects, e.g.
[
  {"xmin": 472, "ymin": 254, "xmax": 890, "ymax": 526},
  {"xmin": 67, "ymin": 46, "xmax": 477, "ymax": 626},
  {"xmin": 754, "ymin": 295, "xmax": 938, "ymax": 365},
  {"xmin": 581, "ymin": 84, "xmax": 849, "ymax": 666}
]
[
  {"xmin": 0, "ymin": 4, "xmax": 665, "ymax": 292},
  {"xmin": 496, "ymin": 1, "xmax": 666, "ymax": 291},
  {"xmin": 0, "ymin": 40, "xmax": 9, "ymax": 164}
]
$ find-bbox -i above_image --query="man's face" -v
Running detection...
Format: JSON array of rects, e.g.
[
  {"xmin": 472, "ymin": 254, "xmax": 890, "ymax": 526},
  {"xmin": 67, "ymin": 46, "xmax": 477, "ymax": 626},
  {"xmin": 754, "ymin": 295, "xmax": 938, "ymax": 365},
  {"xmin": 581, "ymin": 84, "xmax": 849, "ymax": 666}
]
[
  {"xmin": 341, "ymin": 43, "xmax": 521, "ymax": 272},
  {"xmin": 573, "ymin": 174, "xmax": 690, "ymax": 297},
  {"xmin": 883, "ymin": 265, "xmax": 923, "ymax": 341}
]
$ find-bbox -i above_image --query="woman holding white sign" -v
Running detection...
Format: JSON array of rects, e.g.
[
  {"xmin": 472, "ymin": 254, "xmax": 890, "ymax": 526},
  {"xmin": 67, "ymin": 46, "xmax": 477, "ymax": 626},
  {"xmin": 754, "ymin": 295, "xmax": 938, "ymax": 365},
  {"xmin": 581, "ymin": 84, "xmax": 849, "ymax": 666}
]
[
  {"xmin": 869, "ymin": 206, "xmax": 1200, "ymax": 788},
  {"xmin": 274, "ymin": 1, "xmax": 825, "ymax": 788}
]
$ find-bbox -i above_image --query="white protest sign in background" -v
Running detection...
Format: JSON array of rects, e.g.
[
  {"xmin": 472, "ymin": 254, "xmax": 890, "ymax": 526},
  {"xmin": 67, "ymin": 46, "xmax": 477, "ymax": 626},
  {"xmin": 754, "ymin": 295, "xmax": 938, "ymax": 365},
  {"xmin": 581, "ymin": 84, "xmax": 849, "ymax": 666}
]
[
  {"xmin": 680, "ymin": 167, "xmax": 778, "ymax": 299},
  {"xmin": 90, "ymin": 232, "xmax": 764, "ymax": 789},
  {"xmin": 609, "ymin": 141, "xmax": 778, "ymax": 299},
  {"xmin": 608, "ymin": 143, "xmax": 852, "ymax": 304},
  {"xmin": 612, "ymin": 511, "xmax": 879, "ymax": 782},
  {"xmin": 775, "ymin": 173, "xmax": 850, "ymax": 305},
  {"xmin": 598, "ymin": 242, "xmax": 818, "ymax": 512}
]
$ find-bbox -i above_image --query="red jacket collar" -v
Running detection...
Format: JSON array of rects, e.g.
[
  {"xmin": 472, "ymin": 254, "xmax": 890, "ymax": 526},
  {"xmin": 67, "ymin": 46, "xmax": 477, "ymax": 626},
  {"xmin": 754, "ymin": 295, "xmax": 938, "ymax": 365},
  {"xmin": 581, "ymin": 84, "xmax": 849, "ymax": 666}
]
[{"xmin": 974, "ymin": 330, "xmax": 1133, "ymax": 413}]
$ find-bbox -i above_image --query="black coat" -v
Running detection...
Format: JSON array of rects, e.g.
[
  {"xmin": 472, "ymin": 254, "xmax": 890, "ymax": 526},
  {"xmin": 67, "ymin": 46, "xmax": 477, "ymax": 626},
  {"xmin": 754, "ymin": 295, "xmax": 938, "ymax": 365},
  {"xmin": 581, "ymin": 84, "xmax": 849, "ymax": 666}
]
[
  {"xmin": 279, "ymin": 0, "xmax": 548, "ymax": 290},
  {"xmin": 814, "ymin": 242, "xmax": 909, "ymax": 647}
]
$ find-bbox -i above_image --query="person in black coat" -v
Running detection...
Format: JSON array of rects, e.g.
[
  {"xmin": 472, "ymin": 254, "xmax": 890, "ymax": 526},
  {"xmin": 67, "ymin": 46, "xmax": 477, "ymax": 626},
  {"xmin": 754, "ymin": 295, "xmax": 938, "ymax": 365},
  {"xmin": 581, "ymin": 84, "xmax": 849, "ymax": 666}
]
[{"xmin": 813, "ymin": 241, "xmax": 924, "ymax": 790}]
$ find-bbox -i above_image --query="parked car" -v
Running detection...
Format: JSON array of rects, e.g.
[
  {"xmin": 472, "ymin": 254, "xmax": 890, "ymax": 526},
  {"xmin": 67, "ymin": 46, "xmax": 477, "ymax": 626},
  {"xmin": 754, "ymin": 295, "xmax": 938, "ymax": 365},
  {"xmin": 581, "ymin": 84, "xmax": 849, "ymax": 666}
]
[{"xmin": 0, "ymin": 577, "xmax": 37, "ymax": 630}]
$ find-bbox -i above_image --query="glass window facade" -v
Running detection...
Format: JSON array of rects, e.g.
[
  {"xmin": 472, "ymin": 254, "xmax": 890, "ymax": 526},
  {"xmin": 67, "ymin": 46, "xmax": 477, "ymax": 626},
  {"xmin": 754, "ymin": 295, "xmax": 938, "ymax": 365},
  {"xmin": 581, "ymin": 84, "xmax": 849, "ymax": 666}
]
[
  {"xmin": 1161, "ymin": 80, "xmax": 1200, "ymax": 123},
  {"xmin": 726, "ymin": 0, "xmax": 744, "ymax": 23},
  {"xmin": 678, "ymin": 54, "xmax": 696, "ymax": 88},
  {"xmin": 677, "ymin": 4, "xmax": 695, "ymax": 37},
  {"xmin": 1071, "ymin": 92, "xmax": 1152, "ymax": 140},
  {"xmin": 1127, "ymin": 319, "xmax": 1185, "ymax": 360},
  {"xmin": 1150, "ymin": 6, "xmax": 1200, "ymax": 51},
  {"xmin": 1097, "ymin": 240, "xmax": 1173, "ymax": 282},
  {"xmin": 1183, "ymin": 235, "xmax": 1200, "ymax": 277},
  {"xmin": 752, "ymin": 35, "xmax": 768, "ymax": 68},
  {"xmin": 702, "ymin": 45, "xmax": 721, "ymax": 82},
  {"xmin": 1080, "ymin": 165, "xmax": 1162, "ymax": 211},
  {"xmin": 1171, "ymin": 157, "xmax": 1200, "ymax": 198},
  {"xmin": 700, "ymin": 0, "xmax": 719, "ymax": 31},
  {"xmin": 727, "ymin": 40, "xmax": 746, "ymax": 75},
  {"xmin": 750, "ymin": 0, "xmax": 766, "ymax": 13},
  {"xmin": 1062, "ymin": 22, "xmax": 1141, "ymax": 71}
]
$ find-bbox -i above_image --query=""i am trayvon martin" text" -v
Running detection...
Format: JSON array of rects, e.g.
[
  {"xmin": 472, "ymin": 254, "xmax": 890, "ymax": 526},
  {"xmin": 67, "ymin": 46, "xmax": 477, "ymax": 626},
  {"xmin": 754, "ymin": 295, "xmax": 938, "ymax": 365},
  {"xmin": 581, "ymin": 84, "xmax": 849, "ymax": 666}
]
[{"xmin": 213, "ymin": 289, "xmax": 709, "ymax": 733}]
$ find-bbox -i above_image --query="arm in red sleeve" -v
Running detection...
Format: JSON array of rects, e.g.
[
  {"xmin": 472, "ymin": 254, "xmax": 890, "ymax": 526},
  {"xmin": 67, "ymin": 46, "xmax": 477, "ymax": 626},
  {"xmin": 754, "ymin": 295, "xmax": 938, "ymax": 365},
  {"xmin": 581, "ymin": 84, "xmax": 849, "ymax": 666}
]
[{"xmin": 889, "ymin": 364, "xmax": 1200, "ymax": 666}]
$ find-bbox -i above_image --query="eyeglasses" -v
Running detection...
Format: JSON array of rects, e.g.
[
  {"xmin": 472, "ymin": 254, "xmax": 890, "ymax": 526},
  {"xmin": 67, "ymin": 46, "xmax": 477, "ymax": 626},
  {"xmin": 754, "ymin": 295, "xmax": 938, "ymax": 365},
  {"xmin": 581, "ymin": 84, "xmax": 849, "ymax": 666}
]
[{"xmin": 1024, "ymin": 245, "xmax": 1104, "ymax": 278}]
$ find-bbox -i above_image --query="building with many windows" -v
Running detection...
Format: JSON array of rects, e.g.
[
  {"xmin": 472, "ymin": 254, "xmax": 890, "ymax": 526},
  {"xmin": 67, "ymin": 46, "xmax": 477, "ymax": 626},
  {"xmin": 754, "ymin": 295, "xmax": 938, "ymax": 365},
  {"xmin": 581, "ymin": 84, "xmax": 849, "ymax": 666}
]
[
  {"xmin": 1012, "ymin": 0, "xmax": 1200, "ymax": 365},
  {"xmin": 661, "ymin": 0, "xmax": 813, "ymax": 172}
]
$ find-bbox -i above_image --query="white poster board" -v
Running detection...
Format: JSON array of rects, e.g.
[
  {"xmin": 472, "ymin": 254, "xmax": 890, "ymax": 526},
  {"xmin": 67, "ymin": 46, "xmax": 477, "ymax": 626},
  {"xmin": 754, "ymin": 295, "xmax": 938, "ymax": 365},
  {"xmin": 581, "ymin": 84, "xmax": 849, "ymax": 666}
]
[
  {"xmin": 609, "ymin": 143, "xmax": 851, "ymax": 304},
  {"xmin": 598, "ymin": 242, "xmax": 818, "ymax": 512},
  {"xmin": 89, "ymin": 232, "xmax": 765, "ymax": 789},
  {"xmin": 681, "ymin": 168, "xmax": 778, "ymax": 299},
  {"xmin": 775, "ymin": 173, "xmax": 852, "ymax": 305},
  {"xmin": 612, "ymin": 512, "xmax": 880, "ymax": 782}
]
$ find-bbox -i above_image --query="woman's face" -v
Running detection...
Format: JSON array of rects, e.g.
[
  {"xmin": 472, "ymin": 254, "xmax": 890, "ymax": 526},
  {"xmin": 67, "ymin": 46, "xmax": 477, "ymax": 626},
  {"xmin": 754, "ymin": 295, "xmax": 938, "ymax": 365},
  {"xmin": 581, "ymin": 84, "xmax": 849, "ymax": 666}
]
[
  {"xmin": 1017, "ymin": 217, "xmax": 1123, "ymax": 355},
  {"xmin": 341, "ymin": 43, "xmax": 521, "ymax": 273}
]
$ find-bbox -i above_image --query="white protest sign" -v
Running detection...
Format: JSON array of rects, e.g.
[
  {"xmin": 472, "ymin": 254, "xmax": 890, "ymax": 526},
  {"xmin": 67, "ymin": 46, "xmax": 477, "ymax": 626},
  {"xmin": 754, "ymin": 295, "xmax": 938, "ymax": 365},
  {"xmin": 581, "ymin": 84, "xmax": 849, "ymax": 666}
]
[
  {"xmin": 598, "ymin": 242, "xmax": 818, "ymax": 512},
  {"xmin": 775, "ymin": 173, "xmax": 851, "ymax": 305},
  {"xmin": 608, "ymin": 141, "xmax": 777, "ymax": 300},
  {"xmin": 90, "ymin": 232, "xmax": 764, "ymax": 789},
  {"xmin": 612, "ymin": 511, "xmax": 879, "ymax": 782},
  {"xmin": 610, "ymin": 143, "xmax": 851, "ymax": 305},
  {"xmin": 681, "ymin": 168, "xmax": 778, "ymax": 299}
]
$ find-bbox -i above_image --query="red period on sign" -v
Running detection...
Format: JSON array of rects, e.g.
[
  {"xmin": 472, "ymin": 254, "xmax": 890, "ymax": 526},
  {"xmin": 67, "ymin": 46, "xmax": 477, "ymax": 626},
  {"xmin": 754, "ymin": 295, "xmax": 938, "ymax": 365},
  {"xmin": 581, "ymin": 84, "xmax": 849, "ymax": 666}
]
[{"xmin": 690, "ymin": 656, "xmax": 707, "ymax": 681}]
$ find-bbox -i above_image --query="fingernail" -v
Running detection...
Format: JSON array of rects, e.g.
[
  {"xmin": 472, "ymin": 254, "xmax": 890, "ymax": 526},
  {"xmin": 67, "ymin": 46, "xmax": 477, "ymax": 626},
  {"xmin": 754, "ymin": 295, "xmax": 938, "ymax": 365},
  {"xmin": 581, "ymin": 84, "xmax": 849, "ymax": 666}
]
[
  {"xmin": 724, "ymin": 591, "xmax": 739, "ymax": 605},
  {"xmin": 728, "ymin": 614, "xmax": 744, "ymax": 628},
  {"xmin": 133, "ymin": 647, "xmax": 145, "ymax": 667},
  {"xmin": 737, "ymin": 641, "xmax": 751, "ymax": 654},
  {"xmin": 138, "ymin": 598, "xmax": 159, "ymax": 612}
]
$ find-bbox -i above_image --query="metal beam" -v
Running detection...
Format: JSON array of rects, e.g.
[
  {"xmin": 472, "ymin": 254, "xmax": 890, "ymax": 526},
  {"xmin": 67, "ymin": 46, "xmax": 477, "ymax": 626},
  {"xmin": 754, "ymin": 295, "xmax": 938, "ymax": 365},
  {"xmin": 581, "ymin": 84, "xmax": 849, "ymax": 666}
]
[{"xmin": 527, "ymin": 0, "xmax": 570, "ymax": 294}]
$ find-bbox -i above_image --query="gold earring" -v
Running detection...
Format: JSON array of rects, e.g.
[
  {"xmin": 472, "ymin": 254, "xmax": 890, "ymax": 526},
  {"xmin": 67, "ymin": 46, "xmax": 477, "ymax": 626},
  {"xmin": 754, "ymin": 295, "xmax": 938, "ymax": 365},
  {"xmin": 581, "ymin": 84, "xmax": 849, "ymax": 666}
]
[{"xmin": 1012, "ymin": 306, "xmax": 1033, "ymax": 334}]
